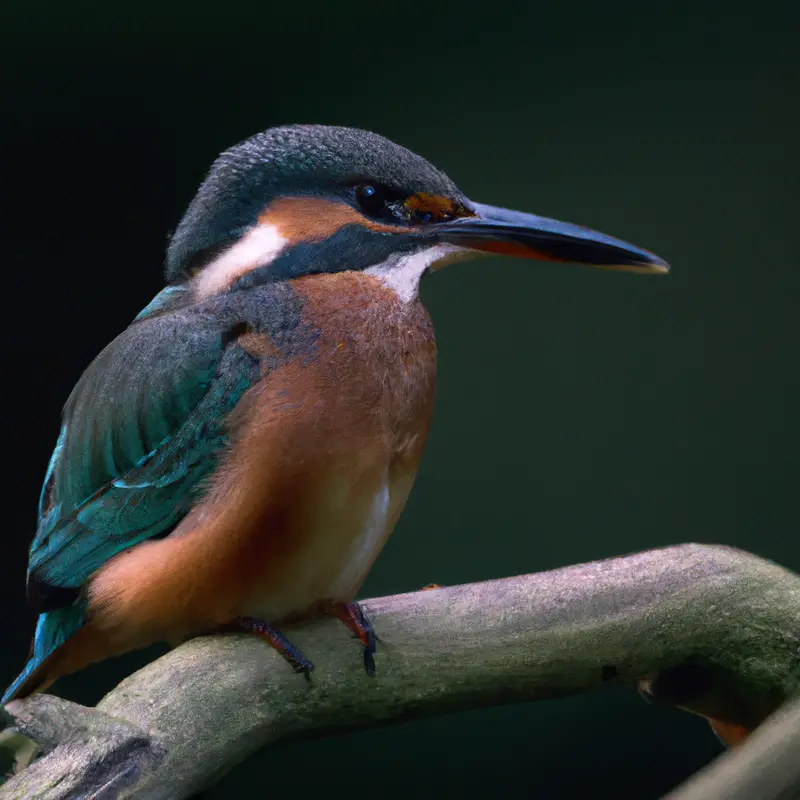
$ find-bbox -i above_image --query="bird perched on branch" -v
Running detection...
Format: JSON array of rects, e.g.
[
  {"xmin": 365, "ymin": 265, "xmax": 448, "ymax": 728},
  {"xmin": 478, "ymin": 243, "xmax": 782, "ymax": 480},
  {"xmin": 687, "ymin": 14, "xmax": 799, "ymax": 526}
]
[{"xmin": 3, "ymin": 125, "xmax": 668, "ymax": 703}]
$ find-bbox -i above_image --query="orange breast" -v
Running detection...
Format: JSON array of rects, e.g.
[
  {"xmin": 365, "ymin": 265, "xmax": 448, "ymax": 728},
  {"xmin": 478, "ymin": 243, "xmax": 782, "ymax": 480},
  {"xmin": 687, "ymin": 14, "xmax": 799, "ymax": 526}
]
[{"xmin": 86, "ymin": 272, "xmax": 436, "ymax": 644}]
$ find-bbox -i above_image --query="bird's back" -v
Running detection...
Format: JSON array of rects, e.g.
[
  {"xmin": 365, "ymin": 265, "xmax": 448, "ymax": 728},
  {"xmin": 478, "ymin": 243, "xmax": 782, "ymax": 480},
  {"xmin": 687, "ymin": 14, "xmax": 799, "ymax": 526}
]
[{"xmin": 5, "ymin": 272, "xmax": 436, "ymax": 701}]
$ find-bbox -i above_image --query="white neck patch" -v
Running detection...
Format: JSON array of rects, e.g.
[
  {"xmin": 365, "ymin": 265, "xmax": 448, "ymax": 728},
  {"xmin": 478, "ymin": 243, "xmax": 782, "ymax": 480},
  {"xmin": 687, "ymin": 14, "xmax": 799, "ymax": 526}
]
[
  {"xmin": 192, "ymin": 227, "xmax": 473, "ymax": 303},
  {"xmin": 364, "ymin": 244, "xmax": 472, "ymax": 303},
  {"xmin": 192, "ymin": 223, "xmax": 287, "ymax": 299}
]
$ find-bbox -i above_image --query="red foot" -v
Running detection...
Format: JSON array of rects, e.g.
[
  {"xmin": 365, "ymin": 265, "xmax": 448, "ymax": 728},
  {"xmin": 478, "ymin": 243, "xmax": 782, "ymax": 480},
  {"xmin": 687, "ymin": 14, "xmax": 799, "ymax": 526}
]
[
  {"xmin": 325, "ymin": 602, "xmax": 377, "ymax": 676},
  {"xmin": 235, "ymin": 616, "xmax": 314, "ymax": 678}
]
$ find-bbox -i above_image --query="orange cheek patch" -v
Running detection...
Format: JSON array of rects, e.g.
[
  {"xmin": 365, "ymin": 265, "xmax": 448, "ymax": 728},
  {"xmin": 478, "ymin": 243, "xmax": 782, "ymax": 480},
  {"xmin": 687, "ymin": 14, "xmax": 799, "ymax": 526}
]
[
  {"xmin": 258, "ymin": 197, "xmax": 408, "ymax": 244},
  {"xmin": 404, "ymin": 193, "xmax": 475, "ymax": 223}
]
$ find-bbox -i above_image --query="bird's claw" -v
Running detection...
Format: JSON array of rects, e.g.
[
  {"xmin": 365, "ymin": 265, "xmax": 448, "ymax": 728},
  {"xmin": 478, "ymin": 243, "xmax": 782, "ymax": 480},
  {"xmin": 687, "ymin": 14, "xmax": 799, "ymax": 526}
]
[
  {"xmin": 327, "ymin": 601, "xmax": 377, "ymax": 677},
  {"xmin": 236, "ymin": 616, "xmax": 315, "ymax": 679},
  {"xmin": 236, "ymin": 602, "xmax": 378, "ymax": 679}
]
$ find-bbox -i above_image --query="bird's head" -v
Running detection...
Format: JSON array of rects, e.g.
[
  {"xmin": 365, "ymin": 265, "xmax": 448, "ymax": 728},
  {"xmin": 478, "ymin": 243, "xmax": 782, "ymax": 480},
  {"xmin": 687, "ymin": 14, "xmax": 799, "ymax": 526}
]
[{"xmin": 167, "ymin": 125, "xmax": 668, "ymax": 301}]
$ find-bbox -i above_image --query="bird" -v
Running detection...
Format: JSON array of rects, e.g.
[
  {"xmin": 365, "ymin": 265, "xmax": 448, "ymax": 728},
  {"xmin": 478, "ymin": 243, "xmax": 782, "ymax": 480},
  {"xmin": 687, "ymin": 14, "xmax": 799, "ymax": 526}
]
[{"xmin": 2, "ymin": 124, "xmax": 669, "ymax": 704}]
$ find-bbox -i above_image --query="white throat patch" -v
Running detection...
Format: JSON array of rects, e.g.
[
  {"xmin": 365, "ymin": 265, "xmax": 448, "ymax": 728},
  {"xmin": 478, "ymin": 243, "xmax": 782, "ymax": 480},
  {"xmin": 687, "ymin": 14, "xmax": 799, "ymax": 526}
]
[
  {"xmin": 192, "ymin": 224, "xmax": 287, "ymax": 298},
  {"xmin": 364, "ymin": 244, "xmax": 472, "ymax": 302}
]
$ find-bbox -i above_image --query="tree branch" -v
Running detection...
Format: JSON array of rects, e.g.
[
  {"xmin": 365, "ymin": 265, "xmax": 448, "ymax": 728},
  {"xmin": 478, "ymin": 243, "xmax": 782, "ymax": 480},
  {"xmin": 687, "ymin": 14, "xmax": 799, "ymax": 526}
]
[
  {"xmin": 2, "ymin": 543, "xmax": 800, "ymax": 799},
  {"xmin": 664, "ymin": 692, "xmax": 800, "ymax": 800}
]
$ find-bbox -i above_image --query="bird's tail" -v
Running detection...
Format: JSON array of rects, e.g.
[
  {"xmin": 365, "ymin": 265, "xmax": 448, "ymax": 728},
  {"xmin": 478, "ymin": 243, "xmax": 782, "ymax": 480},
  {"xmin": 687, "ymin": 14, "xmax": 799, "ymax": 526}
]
[{"xmin": 2, "ymin": 604, "xmax": 87, "ymax": 705}]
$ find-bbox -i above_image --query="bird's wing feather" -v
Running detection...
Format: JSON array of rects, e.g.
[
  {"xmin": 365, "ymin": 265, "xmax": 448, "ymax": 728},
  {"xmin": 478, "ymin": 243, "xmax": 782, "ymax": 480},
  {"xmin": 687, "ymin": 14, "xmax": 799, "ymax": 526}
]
[{"xmin": 27, "ymin": 290, "xmax": 263, "ymax": 605}]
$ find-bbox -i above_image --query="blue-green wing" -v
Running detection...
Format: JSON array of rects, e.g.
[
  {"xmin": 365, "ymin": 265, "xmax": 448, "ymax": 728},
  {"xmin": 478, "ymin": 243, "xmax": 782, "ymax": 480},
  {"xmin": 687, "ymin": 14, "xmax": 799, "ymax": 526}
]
[
  {"xmin": 2, "ymin": 286, "xmax": 299, "ymax": 704},
  {"xmin": 27, "ymin": 288, "xmax": 262, "ymax": 601}
]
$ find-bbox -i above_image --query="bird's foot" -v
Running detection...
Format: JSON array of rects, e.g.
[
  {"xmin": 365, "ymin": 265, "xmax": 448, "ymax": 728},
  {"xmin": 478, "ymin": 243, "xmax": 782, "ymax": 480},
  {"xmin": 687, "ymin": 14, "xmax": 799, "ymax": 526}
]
[
  {"xmin": 324, "ymin": 601, "xmax": 377, "ymax": 676},
  {"xmin": 235, "ymin": 616, "xmax": 314, "ymax": 679}
]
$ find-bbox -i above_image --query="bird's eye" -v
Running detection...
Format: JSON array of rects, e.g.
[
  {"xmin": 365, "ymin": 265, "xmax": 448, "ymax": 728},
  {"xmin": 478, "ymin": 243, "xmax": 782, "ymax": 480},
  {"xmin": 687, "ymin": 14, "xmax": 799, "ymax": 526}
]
[{"xmin": 355, "ymin": 182, "xmax": 390, "ymax": 217}]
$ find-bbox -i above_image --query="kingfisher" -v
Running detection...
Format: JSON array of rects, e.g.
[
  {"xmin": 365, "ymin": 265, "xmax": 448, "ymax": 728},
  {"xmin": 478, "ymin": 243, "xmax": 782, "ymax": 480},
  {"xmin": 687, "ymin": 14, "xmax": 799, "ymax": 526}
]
[{"xmin": 3, "ymin": 125, "xmax": 668, "ymax": 704}]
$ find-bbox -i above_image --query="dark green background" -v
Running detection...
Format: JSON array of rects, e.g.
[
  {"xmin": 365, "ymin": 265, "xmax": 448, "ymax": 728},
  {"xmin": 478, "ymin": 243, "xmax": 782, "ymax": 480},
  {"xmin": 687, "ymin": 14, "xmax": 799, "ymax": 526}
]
[{"xmin": 2, "ymin": 1, "xmax": 798, "ymax": 796}]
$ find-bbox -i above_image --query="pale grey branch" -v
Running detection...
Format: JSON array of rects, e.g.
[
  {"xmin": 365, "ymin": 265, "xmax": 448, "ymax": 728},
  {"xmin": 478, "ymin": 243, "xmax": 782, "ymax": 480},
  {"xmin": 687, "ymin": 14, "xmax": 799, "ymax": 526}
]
[
  {"xmin": 2, "ymin": 543, "xmax": 800, "ymax": 799},
  {"xmin": 665, "ymin": 692, "xmax": 800, "ymax": 800}
]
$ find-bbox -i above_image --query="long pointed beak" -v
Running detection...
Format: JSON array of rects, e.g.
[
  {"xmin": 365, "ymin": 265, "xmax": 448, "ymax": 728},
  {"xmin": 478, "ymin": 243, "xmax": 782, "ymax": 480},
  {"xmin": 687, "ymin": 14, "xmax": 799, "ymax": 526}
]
[{"xmin": 436, "ymin": 201, "xmax": 669, "ymax": 274}]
